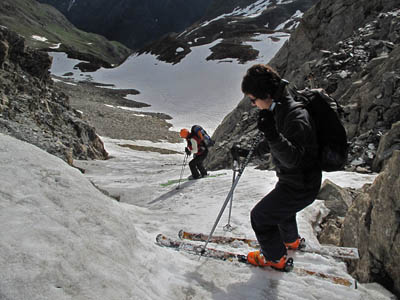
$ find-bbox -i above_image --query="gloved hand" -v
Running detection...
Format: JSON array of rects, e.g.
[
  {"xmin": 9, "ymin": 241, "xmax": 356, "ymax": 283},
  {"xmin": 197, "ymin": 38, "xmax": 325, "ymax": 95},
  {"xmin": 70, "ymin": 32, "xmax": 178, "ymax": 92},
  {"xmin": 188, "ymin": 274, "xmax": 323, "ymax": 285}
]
[
  {"xmin": 231, "ymin": 144, "xmax": 249, "ymax": 159},
  {"xmin": 185, "ymin": 147, "xmax": 191, "ymax": 156},
  {"xmin": 257, "ymin": 109, "xmax": 279, "ymax": 140}
]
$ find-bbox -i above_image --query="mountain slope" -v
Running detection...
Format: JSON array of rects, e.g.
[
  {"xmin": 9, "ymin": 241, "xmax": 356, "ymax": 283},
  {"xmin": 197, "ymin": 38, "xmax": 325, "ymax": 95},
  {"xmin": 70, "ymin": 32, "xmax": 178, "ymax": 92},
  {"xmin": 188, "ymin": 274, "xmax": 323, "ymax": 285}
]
[
  {"xmin": 138, "ymin": 0, "xmax": 318, "ymax": 64},
  {"xmin": 37, "ymin": 0, "xmax": 213, "ymax": 50},
  {"xmin": 0, "ymin": 0, "xmax": 131, "ymax": 69}
]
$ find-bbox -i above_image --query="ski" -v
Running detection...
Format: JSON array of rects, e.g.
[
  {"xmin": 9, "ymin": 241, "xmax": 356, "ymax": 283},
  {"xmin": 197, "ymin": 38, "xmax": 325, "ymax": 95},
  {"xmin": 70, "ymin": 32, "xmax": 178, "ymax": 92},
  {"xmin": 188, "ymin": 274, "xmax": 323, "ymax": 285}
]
[
  {"xmin": 156, "ymin": 234, "xmax": 357, "ymax": 288},
  {"xmin": 178, "ymin": 230, "xmax": 359, "ymax": 260},
  {"xmin": 160, "ymin": 173, "xmax": 227, "ymax": 187}
]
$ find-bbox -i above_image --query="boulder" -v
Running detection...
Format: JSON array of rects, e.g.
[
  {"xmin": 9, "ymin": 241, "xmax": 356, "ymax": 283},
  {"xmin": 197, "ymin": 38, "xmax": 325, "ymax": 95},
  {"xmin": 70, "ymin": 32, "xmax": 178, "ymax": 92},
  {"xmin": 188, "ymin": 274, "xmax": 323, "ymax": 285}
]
[
  {"xmin": 341, "ymin": 150, "xmax": 400, "ymax": 297},
  {"xmin": 317, "ymin": 179, "xmax": 358, "ymax": 246},
  {"xmin": 317, "ymin": 179, "xmax": 354, "ymax": 216}
]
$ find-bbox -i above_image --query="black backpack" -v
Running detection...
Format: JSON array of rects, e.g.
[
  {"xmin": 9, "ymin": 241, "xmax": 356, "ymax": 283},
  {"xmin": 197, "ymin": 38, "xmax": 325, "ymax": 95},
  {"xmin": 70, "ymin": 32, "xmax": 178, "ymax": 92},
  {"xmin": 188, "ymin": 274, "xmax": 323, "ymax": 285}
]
[{"xmin": 289, "ymin": 88, "xmax": 349, "ymax": 172}]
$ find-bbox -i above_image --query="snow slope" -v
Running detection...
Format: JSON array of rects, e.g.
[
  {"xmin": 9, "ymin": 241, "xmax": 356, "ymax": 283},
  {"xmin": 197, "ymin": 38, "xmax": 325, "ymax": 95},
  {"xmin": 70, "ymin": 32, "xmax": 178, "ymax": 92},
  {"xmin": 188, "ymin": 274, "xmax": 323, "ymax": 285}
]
[{"xmin": 2, "ymin": 133, "xmax": 394, "ymax": 299}]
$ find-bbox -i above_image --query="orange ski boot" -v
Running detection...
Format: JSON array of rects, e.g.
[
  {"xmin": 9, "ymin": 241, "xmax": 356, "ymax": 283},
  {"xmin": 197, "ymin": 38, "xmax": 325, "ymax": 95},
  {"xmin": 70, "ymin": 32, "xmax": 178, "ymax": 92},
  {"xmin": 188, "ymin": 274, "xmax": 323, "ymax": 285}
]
[
  {"xmin": 247, "ymin": 251, "xmax": 293, "ymax": 271},
  {"xmin": 285, "ymin": 237, "xmax": 305, "ymax": 250}
]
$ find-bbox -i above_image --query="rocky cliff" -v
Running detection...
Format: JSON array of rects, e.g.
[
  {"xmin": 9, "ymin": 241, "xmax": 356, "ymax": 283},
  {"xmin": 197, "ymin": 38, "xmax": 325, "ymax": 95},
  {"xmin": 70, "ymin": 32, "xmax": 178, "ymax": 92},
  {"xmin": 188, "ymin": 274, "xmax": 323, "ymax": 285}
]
[
  {"xmin": 206, "ymin": 1, "xmax": 400, "ymax": 174},
  {"xmin": 0, "ymin": 26, "xmax": 108, "ymax": 164},
  {"xmin": 341, "ymin": 149, "xmax": 400, "ymax": 298}
]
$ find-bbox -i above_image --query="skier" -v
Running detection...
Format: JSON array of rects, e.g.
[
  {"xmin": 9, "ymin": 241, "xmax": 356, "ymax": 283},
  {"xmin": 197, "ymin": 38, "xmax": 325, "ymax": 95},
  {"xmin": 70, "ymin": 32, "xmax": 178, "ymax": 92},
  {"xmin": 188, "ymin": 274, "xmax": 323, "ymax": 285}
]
[
  {"xmin": 233, "ymin": 64, "xmax": 322, "ymax": 270},
  {"xmin": 180, "ymin": 127, "xmax": 208, "ymax": 180}
]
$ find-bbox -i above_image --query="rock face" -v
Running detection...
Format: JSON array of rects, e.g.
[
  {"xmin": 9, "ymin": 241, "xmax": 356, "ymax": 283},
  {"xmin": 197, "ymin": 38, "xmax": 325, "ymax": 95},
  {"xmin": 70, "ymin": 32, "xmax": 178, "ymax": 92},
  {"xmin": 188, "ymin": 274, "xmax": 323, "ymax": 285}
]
[
  {"xmin": 270, "ymin": 2, "xmax": 400, "ymax": 172},
  {"xmin": 0, "ymin": 27, "xmax": 108, "ymax": 164},
  {"xmin": 206, "ymin": 2, "xmax": 400, "ymax": 173},
  {"xmin": 372, "ymin": 120, "xmax": 400, "ymax": 172},
  {"xmin": 341, "ymin": 150, "xmax": 400, "ymax": 298}
]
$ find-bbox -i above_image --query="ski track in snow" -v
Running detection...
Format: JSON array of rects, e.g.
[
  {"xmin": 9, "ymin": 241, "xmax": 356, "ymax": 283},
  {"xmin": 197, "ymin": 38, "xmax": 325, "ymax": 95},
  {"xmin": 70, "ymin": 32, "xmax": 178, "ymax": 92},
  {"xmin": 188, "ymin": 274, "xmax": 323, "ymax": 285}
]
[{"xmin": 73, "ymin": 137, "xmax": 393, "ymax": 300}]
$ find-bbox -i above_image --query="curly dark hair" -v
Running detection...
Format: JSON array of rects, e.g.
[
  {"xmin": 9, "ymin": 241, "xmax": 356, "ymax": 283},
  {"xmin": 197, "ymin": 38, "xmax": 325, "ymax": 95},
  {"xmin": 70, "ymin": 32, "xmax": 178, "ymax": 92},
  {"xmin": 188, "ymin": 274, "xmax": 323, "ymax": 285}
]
[{"xmin": 241, "ymin": 64, "xmax": 282, "ymax": 99}]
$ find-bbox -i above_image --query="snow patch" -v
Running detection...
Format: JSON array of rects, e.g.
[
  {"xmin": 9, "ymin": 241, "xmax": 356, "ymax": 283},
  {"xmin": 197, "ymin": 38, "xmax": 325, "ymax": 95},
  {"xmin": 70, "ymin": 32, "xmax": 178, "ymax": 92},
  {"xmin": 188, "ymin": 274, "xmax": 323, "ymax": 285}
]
[
  {"xmin": 31, "ymin": 35, "xmax": 47, "ymax": 42},
  {"xmin": 49, "ymin": 43, "xmax": 61, "ymax": 49},
  {"xmin": 51, "ymin": 77, "xmax": 77, "ymax": 86},
  {"xmin": 275, "ymin": 10, "xmax": 304, "ymax": 30}
]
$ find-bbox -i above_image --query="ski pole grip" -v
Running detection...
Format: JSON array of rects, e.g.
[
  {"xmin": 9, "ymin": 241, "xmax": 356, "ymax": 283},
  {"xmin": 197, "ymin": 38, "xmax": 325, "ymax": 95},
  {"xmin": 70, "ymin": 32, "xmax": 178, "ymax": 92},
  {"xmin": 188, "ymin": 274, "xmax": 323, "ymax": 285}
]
[{"xmin": 238, "ymin": 132, "xmax": 263, "ymax": 175}]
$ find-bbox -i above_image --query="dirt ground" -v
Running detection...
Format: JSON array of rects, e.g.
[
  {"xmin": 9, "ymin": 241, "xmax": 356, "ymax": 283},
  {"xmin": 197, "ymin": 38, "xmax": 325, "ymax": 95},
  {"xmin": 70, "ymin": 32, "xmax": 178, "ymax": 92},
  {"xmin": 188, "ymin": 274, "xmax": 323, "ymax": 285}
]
[{"xmin": 53, "ymin": 76, "xmax": 181, "ymax": 143}]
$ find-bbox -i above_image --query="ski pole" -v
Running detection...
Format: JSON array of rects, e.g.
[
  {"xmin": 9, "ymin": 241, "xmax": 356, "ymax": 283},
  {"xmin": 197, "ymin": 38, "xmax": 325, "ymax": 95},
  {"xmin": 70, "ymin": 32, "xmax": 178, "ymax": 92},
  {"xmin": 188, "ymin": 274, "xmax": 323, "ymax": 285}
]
[
  {"xmin": 176, "ymin": 153, "xmax": 188, "ymax": 190},
  {"xmin": 223, "ymin": 160, "xmax": 239, "ymax": 232},
  {"xmin": 200, "ymin": 133, "xmax": 263, "ymax": 255}
]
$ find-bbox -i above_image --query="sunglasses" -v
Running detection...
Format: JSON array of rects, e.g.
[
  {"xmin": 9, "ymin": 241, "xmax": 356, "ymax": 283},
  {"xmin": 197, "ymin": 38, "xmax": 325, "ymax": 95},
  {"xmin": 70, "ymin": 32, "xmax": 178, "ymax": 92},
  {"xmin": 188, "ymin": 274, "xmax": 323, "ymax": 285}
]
[{"xmin": 248, "ymin": 96, "xmax": 257, "ymax": 104}]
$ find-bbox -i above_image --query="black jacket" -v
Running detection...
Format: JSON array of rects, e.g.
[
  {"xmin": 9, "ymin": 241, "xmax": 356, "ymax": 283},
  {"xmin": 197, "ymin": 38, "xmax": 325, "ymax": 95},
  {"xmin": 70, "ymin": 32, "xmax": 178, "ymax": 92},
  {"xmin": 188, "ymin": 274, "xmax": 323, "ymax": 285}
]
[{"xmin": 256, "ymin": 91, "xmax": 321, "ymax": 189}]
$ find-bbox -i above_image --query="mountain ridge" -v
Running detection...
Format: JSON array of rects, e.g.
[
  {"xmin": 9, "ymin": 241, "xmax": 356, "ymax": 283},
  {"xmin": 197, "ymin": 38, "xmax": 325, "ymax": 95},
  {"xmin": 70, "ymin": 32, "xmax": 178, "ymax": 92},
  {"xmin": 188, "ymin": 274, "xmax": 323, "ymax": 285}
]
[
  {"xmin": 137, "ymin": 0, "xmax": 318, "ymax": 64},
  {"xmin": 37, "ymin": 0, "xmax": 214, "ymax": 50},
  {"xmin": 0, "ymin": 0, "xmax": 132, "ymax": 70}
]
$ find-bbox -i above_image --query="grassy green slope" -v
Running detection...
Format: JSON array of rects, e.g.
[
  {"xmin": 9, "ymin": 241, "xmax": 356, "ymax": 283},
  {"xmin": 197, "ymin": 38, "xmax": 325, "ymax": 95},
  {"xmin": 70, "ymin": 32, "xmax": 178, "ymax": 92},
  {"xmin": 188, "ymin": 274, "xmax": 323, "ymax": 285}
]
[{"xmin": 0, "ymin": 0, "xmax": 132, "ymax": 67}]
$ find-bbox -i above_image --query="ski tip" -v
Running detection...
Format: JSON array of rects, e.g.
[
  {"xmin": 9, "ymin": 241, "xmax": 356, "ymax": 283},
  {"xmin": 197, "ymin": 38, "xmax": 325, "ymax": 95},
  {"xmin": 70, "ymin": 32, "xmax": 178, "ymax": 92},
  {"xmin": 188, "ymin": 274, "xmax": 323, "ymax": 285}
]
[
  {"xmin": 284, "ymin": 257, "xmax": 294, "ymax": 272},
  {"xmin": 238, "ymin": 255, "xmax": 248, "ymax": 263},
  {"xmin": 178, "ymin": 230, "xmax": 184, "ymax": 239}
]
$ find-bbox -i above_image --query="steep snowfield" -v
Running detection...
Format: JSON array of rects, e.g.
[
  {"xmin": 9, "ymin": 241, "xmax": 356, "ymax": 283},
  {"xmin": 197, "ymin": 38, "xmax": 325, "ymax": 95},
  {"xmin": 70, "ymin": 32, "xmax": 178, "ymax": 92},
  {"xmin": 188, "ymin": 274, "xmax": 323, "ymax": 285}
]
[{"xmin": 1, "ymin": 133, "xmax": 395, "ymax": 299}]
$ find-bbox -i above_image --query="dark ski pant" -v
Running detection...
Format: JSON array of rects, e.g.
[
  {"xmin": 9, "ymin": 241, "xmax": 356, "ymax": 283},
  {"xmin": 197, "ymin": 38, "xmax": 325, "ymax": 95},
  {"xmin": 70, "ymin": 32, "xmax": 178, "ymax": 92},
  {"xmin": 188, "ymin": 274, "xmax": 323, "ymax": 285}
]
[
  {"xmin": 250, "ymin": 179, "xmax": 321, "ymax": 261},
  {"xmin": 189, "ymin": 149, "xmax": 208, "ymax": 178}
]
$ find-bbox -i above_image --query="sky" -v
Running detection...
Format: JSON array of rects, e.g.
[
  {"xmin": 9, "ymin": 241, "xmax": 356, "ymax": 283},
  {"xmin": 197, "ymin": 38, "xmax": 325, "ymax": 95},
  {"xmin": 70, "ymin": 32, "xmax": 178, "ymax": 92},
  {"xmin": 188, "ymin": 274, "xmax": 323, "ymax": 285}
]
[{"xmin": 0, "ymin": 133, "xmax": 396, "ymax": 300}]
